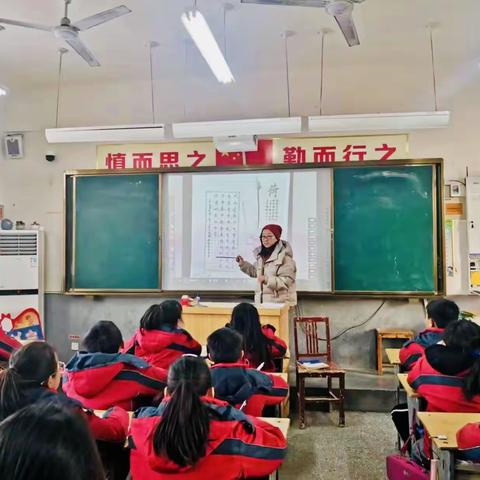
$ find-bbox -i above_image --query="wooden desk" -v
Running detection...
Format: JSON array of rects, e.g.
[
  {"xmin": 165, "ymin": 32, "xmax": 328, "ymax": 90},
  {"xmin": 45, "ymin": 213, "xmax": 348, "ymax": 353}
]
[
  {"xmin": 272, "ymin": 372, "xmax": 290, "ymax": 418},
  {"xmin": 397, "ymin": 374, "xmax": 420, "ymax": 431},
  {"xmin": 417, "ymin": 412, "xmax": 480, "ymax": 480},
  {"xmin": 182, "ymin": 302, "xmax": 290, "ymax": 345}
]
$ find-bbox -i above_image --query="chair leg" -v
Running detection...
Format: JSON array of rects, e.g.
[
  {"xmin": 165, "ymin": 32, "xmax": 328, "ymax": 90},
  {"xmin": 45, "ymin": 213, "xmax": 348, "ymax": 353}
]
[
  {"xmin": 327, "ymin": 376, "xmax": 332, "ymax": 412},
  {"xmin": 298, "ymin": 376, "xmax": 306, "ymax": 429},
  {"xmin": 377, "ymin": 333, "xmax": 383, "ymax": 375},
  {"xmin": 338, "ymin": 374, "xmax": 345, "ymax": 427}
]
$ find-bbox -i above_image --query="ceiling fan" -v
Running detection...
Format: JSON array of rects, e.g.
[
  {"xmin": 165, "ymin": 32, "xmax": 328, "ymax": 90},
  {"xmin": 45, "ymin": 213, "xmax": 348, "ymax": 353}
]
[
  {"xmin": 240, "ymin": 0, "xmax": 365, "ymax": 47},
  {"xmin": 0, "ymin": 0, "xmax": 131, "ymax": 66}
]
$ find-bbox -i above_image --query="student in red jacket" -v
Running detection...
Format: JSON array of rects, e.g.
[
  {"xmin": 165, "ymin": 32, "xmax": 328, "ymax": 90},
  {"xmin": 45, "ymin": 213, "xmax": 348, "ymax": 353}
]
[
  {"xmin": 129, "ymin": 356, "xmax": 287, "ymax": 480},
  {"xmin": 0, "ymin": 328, "xmax": 21, "ymax": 362},
  {"xmin": 0, "ymin": 341, "xmax": 128, "ymax": 444},
  {"xmin": 399, "ymin": 298, "xmax": 459, "ymax": 371},
  {"xmin": 230, "ymin": 302, "xmax": 287, "ymax": 372},
  {"xmin": 123, "ymin": 300, "xmax": 201, "ymax": 370},
  {"xmin": 63, "ymin": 321, "xmax": 167, "ymax": 411},
  {"xmin": 207, "ymin": 327, "xmax": 288, "ymax": 416},
  {"xmin": 457, "ymin": 422, "xmax": 480, "ymax": 462},
  {"xmin": 408, "ymin": 320, "xmax": 480, "ymax": 464}
]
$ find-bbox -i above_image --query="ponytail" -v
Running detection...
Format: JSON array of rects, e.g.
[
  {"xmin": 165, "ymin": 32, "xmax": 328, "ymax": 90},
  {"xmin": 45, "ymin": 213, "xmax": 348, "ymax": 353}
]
[
  {"xmin": 153, "ymin": 356, "xmax": 211, "ymax": 467},
  {"xmin": 0, "ymin": 342, "xmax": 57, "ymax": 421},
  {"xmin": 0, "ymin": 369, "xmax": 23, "ymax": 420},
  {"xmin": 140, "ymin": 300, "xmax": 182, "ymax": 331}
]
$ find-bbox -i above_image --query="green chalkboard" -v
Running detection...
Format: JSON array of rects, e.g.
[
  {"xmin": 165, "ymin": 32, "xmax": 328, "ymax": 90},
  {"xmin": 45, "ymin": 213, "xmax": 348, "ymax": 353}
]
[
  {"xmin": 68, "ymin": 174, "xmax": 159, "ymax": 290},
  {"xmin": 334, "ymin": 165, "xmax": 436, "ymax": 292}
]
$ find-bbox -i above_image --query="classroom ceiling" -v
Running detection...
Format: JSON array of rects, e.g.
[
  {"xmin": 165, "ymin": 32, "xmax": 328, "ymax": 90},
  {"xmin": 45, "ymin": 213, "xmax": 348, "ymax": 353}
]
[{"xmin": 0, "ymin": 0, "xmax": 479, "ymax": 98}]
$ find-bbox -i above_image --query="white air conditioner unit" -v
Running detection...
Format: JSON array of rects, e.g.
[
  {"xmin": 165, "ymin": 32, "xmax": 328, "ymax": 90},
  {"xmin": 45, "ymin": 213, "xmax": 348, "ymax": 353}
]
[
  {"xmin": 214, "ymin": 135, "xmax": 258, "ymax": 153},
  {"xmin": 0, "ymin": 229, "xmax": 45, "ymax": 342},
  {"xmin": 45, "ymin": 124, "xmax": 166, "ymax": 144},
  {"xmin": 172, "ymin": 117, "xmax": 302, "ymax": 139},
  {"xmin": 308, "ymin": 111, "xmax": 450, "ymax": 134}
]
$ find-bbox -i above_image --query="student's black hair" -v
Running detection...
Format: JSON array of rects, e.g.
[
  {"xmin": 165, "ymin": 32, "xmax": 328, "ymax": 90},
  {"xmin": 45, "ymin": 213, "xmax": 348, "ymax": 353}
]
[
  {"xmin": 140, "ymin": 300, "xmax": 182, "ymax": 331},
  {"xmin": 230, "ymin": 303, "xmax": 272, "ymax": 366},
  {"xmin": 443, "ymin": 320, "xmax": 480, "ymax": 400},
  {"xmin": 207, "ymin": 328, "xmax": 243, "ymax": 364},
  {"xmin": 153, "ymin": 356, "xmax": 211, "ymax": 467},
  {"xmin": 81, "ymin": 321, "xmax": 123, "ymax": 354},
  {"xmin": 427, "ymin": 298, "xmax": 460, "ymax": 328},
  {"xmin": 0, "ymin": 342, "xmax": 58, "ymax": 421},
  {"xmin": 0, "ymin": 402, "xmax": 104, "ymax": 480}
]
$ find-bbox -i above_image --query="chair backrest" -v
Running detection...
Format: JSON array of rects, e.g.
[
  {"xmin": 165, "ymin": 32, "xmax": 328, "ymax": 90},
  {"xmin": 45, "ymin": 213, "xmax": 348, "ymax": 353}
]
[{"xmin": 293, "ymin": 317, "xmax": 331, "ymax": 362}]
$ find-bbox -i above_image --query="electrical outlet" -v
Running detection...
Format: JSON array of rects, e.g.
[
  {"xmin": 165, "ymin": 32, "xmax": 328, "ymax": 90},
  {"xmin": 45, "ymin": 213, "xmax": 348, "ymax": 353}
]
[{"xmin": 71, "ymin": 342, "xmax": 79, "ymax": 351}]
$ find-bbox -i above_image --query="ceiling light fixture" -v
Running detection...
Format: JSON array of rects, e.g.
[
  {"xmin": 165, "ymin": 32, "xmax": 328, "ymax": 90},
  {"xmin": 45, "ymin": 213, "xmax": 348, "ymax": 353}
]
[
  {"xmin": 0, "ymin": 85, "xmax": 8, "ymax": 96},
  {"xmin": 308, "ymin": 111, "xmax": 450, "ymax": 134},
  {"xmin": 181, "ymin": 9, "xmax": 234, "ymax": 84}
]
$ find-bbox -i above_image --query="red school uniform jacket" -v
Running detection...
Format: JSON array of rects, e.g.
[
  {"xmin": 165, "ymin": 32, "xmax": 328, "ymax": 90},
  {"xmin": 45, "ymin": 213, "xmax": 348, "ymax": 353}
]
[
  {"xmin": 19, "ymin": 385, "xmax": 129, "ymax": 443},
  {"xmin": 457, "ymin": 422, "xmax": 480, "ymax": 462},
  {"xmin": 399, "ymin": 327, "xmax": 444, "ymax": 371},
  {"xmin": 210, "ymin": 362, "xmax": 289, "ymax": 416},
  {"xmin": 123, "ymin": 327, "xmax": 201, "ymax": 370},
  {"xmin": 408, "ymin": 344, "xmax": 480, "ymax": 459},
  {"xmin": 244, "ymin": 325, "xmax": 288, "ymax": 372},
  {"xmin": 129, "ymin": 396, "xmax": 287, "ymax": 480},
  {"xmin": 0, "ymin": 329, "xmax": 22, "ymax": 361},
  {"xmin": 407, "ymin": 345, "xmax": 480, "ymax": 413},
  {"xmin": 63, "ymin": 352, "xmax": 167, "ymax": 411}
]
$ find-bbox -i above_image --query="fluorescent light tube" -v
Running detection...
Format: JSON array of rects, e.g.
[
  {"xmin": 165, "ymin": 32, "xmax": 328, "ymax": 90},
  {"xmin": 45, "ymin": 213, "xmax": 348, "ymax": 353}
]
[
  {"xmin": 181, "ymin": 10, "xmax": 234, "ymax": 84},
  {"xmin": 45, "ymin": 124, "xmax": 165, "ymax": 143},
  {"xmin": 173, "ymin": 117, "xmax": 302, "ymax": 138},
  {"xmin": 308, "ymin": 112, "xmax": 450, "ymax": 133}
]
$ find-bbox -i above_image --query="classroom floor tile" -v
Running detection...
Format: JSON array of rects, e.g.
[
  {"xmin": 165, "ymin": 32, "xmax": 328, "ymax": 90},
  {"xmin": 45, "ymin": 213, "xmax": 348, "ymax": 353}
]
[{"xmin": 282, "ymin": 411, "xmax": 395, "ymax": 479}]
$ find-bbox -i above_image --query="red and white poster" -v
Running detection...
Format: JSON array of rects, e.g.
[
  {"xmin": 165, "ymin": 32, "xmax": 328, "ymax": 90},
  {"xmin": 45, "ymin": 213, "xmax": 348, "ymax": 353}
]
[{"xmin": 96, "ymin": 134, "xmax": 409, "ymax": 170}]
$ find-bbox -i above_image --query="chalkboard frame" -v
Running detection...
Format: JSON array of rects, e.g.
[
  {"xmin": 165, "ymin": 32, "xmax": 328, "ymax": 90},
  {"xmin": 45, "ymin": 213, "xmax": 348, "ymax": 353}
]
[{"xmin": 64, "ymin": 158, "xmax": 444, "ymax": 297}]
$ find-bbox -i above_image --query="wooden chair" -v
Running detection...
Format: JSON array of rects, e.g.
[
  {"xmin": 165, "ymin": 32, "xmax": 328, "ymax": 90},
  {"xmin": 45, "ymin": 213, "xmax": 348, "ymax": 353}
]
[{"xmin": 294, "ymin": 316, "xmax": 345, "ymax": 429}]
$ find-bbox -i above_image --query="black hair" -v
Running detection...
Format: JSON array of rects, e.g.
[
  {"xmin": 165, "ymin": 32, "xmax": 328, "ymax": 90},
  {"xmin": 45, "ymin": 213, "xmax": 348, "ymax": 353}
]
[
  {"xmin": 82, "ymin": 321, "xmax": 123, "ymax": 354},
  {"xmin": 443, "ymin": 320, "xmax": 480, "ymax": 400},
  {"xmin": 427, "ymin": 298, "xmax": 460, "ymax": 328},
  {"xmin": 0, "ymin": 402, "xmax": 104, "ymax": 480},
  {"xmin": 153, "ymin": 356, "xmax": 211, "ymax": 467},
  {"xmin": 140, "ymin": 300, "xmax": 182, "ymax": 331},
  {"xmin": 230, "ymin": 303, "xmax": 272, "ymax": 366},
  {"xmin": 0, "ymin": 342, "xmax": 58, "ymax": 421},
  {"xmin": 207, "ymin": 328, "xmax": 243, "ymax": 364}
]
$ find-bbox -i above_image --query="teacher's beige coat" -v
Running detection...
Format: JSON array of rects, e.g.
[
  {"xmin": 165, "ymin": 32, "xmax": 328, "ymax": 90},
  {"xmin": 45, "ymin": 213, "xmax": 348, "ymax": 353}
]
[{"xmin": 240, "ymin": 240, "xmax": 297, "ymax": 305}]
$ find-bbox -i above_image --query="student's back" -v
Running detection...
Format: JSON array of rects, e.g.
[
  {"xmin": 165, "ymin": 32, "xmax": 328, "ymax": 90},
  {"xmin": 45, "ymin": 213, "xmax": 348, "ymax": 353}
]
[
  {"xmin": 64, "ymin": 321, "xmax": 167, "ymax": 410},
  {"xmin": 230, "ymin": 303, "xmax": 287, "ymax": 372},
  {"xmin": 0, "ymin": 341, "xmax": 128, "ymax": 443},
  {"xmin": 123, "ymin": 301, "xmax": 201, "ymax": 370},
  {"xmin": 207, "ymin": 328, "xmax": 288, "ymax": 416},
  {"xmin": 0, "ymin": 403, "xmax": 104, "ymax": 480},
  {"xmin": 399, "ymin": 298, "xmax": 459, "ymax": 370},
  {"xmin": 408, "ymin": 320, "xmax": 480, "ymax": 413},
  {"xmin": 129, "ymin": 356, "xmax": 286, "ymax": 479}
]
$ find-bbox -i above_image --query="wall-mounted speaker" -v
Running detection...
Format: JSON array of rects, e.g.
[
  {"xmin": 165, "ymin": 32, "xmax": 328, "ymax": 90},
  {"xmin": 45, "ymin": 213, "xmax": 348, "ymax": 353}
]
[{"xmin": 4, "ymin": 134, "xmax": 24, "ymax": 159}]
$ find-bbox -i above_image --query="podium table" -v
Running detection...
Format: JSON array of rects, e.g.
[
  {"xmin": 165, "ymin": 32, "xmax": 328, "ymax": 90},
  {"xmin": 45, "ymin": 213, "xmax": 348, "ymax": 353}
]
[{"xmin": 182, "ymin": 302, "xmax": 290, "ymax": 345}]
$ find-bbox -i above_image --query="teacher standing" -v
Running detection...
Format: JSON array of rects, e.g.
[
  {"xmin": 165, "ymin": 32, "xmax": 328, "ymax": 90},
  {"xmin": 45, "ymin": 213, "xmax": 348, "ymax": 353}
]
[{"xmin": 236, "ymin": 224, "xmax": 297, "ymax": 305}]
